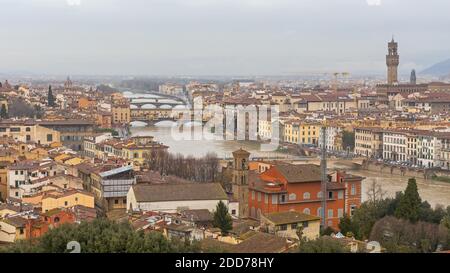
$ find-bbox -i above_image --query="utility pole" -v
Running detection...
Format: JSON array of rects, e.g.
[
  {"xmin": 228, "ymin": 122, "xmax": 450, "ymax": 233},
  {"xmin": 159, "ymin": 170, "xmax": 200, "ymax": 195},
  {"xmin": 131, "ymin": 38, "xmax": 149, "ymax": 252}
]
[{"xmin": 320, "ymin": 126, "xmax": 327, "ymax": 228}]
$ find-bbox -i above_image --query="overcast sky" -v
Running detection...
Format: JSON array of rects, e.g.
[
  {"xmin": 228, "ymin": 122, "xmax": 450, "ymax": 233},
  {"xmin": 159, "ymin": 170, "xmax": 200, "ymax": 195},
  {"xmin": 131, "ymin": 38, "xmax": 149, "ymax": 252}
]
[{"xmin": 1, "ymin": 0, "xmax": 449, "ymax": 76}]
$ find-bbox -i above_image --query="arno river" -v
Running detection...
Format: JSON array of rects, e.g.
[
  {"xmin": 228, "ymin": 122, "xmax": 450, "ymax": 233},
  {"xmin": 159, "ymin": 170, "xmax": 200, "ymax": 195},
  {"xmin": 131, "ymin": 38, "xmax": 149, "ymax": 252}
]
[{"xmin": 130, "ymin": 124, "xmax": 450, "ymax": 208}]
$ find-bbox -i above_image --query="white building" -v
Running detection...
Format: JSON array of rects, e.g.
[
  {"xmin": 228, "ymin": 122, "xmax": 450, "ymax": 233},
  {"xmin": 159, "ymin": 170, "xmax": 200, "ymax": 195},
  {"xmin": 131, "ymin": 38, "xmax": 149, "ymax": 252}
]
[
  {"xmin": 127, "ymin": 183, "xmax": 234, "ymax": 216},
  {"xmin": 7, "ymin": 160, "xmax": 63, "ymax": 198},
  {"xmin": 383, "ymin": 131, "xmax": 408, "ymax": 162},
  {"xmin": 318, "ymin": 126, "xmax": 343, "ymax": 152}
]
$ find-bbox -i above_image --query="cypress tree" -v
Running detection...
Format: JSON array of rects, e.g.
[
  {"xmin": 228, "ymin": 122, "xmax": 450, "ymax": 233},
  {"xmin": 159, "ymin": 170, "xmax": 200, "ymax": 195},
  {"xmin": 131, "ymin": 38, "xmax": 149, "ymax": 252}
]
[
  {"xmin": 213, "ymin": 201, "xmax": 233, "ymax": 235},
  {"xmin": 0, "ymin": 104, "xmax": 7, "ymax": 119},
  {"xmin": 395, "ymin": 178, "xmax": 422, "ymax": 222}
]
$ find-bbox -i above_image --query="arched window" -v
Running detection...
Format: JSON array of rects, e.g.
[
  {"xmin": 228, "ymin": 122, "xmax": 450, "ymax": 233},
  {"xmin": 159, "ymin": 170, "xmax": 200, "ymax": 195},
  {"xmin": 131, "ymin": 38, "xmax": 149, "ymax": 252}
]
[
  {"xmin": 317, "ymin": 191, "xmax": 323, "ymax": 199},
  {"xmin": 54, "ymin": 217, "xmax": 60, "ymax": 223},
  {"xmin": 303, "ymin": 192, "xmax": 311, "ymax": 200},
  {"xmin": 317, "ymin": 207, "xmax": 322, "ymax": 217},
  {"xmin": 289, "ymin": 193, "xmax": 296, "ymax": 201},
  {"xmin": 303, "ymin": 208, "xmax": 311, "ymax": 215}
]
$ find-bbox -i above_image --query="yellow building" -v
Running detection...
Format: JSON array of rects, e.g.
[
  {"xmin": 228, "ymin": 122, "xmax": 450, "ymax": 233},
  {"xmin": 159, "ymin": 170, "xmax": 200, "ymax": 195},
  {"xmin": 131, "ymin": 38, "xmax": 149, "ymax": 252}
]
[
  {"xmin": 0, "ymin": 216, "xmax": 27, "ymax": 243},
  {"xmin": 112, "ymin": 103, "xmax": 131, "ymax": 124},
  {"xmin": 0, "ymin": 121, "xmax": 60, "ymax": 146},
  {"xmin": 41, "ymin": 190, "xmax": 95, "ymax": 213},
  {"xmin": 260, "ymin": 211, "xmax": 321, "ymax": 241},
  {"xmin": 354, "ymin": 127, "xmax": 383, "ymax": 158},
  {"xmin": 284, "ymin": 120, "xmax": 321, "ymax": 145}
]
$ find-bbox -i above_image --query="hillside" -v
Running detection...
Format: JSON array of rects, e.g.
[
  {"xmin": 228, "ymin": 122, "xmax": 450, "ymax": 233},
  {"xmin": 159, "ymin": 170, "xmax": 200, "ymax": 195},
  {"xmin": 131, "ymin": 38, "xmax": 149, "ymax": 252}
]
[{"xmin": 421, "ymin": 59, "xmax": 450, "ymax": 76}]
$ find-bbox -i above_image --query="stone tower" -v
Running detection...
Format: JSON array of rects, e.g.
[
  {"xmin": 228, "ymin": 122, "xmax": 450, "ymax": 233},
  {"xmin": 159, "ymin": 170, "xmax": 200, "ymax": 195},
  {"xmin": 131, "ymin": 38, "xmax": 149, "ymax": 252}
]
[
  {"xmin": 232, "ymin": 148, "xmax": 250, "ymax": 218},
  {"xmin": 386, "ymin": 37, "xmax": 399, "ymax": 85},
  {"xmin": 410, "ymin": 69, "xmax": 417, "ymax": 85}
]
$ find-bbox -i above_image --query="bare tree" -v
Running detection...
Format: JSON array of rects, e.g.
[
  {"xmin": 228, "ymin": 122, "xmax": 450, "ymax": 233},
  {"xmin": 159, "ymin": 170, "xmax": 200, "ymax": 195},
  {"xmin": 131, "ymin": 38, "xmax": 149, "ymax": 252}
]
[
  {"xmin": 366, "ymin": 179, "xmax": 387, "ymax": 203},
  {"xmin": 144, "ymin": 150, "xmax": 219, "ymax": 182}
]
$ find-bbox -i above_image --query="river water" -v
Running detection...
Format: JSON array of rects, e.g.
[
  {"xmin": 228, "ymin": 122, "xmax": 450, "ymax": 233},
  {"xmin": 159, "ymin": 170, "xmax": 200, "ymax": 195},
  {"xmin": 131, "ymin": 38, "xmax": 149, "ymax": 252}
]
[
  {"xmin": 130, "ymin": 123, "xmax": 294, "ymax": 159},
  {"xmin": 131, "ymin": 125, "xmax": 450, "ymax": 207}
]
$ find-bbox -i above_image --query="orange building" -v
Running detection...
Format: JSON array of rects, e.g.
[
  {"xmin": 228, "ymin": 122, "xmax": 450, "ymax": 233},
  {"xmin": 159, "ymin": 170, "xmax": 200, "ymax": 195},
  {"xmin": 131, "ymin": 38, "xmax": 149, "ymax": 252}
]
[
  {"xmin": 96, "ymin": 111, "xmax": 112, "ymax": 129},
  {"xmin": 78, "ymin": 97, "xmax": 96, "ymax": 110},
  {"xmin": 25, "ymin": 208, "xmax": 76, "ymax": 239},
  {"xmin": 247, "ymin": 162, "xmax": 362, "ymax": 230}
]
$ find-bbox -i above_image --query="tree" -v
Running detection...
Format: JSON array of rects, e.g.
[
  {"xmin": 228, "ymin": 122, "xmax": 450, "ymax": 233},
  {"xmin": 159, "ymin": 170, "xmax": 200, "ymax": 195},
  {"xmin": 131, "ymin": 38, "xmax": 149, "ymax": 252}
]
[
  {"xmin": 366, "ymin": 179, "xmax": 386, "ymax": 203},
  {"xmin": 395, "ymin": 178, "xmax": 422, "ymax": 222},
  {"xmin": 0, "ymin": 104, "xmax": 7, "ymax": 119},
  {"xmin": 48, "ymin": 85, "xmax": 55, "ymax": 107},
  {"xmin": 370, "ymin": 216, "xmax": 448, "ymax": 253},
  {"xmin": 213, "ymin": 201, "xmax": 233, "ymax": 235},
  {"xmin": 298, "ymin": 236, "xmax": 350, "ymax": 253},
  {"xmin": 338, "ymin": 214, "xmax": 357, "ymax": 236},
  {"xmin": 0, "ymin": 219, "xmax": 200, "ymax": 253},
  {"xmin": 342, "ymin": 130, "xmax": 355, "ymax": 152}
]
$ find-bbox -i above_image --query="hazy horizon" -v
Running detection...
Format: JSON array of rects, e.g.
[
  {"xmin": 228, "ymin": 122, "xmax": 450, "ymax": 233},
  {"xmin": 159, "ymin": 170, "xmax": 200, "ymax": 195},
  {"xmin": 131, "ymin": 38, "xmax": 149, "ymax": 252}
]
[{"xmin": 1, "ymin": 0, "xmax": 450, "ymax": 76}]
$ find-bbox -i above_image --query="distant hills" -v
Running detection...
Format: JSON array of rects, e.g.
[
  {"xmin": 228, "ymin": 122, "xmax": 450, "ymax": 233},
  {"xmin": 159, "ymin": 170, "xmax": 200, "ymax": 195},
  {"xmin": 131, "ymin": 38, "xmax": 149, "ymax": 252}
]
[{"xmin": 421, "ymin": 59, "xmax": 450, "ymax": 77}]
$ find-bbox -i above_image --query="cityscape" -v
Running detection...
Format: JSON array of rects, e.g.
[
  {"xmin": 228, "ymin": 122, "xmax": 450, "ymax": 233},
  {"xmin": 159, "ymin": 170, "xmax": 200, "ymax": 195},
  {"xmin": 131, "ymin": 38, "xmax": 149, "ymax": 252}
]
[{"xmin": 0, "ymin": 0, "xmax": 450, "ymax": 263}]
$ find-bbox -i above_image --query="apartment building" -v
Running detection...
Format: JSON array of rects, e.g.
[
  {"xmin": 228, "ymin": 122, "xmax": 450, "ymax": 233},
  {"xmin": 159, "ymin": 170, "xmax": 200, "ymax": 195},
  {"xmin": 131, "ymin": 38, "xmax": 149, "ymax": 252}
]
[
  {"xmin": 7, "ymin": 160, "xmax": 65, "ymax": 199},
  {"xmin": 354, "ymin": 127, "xmax": 383, "ymax": 158},
  {"xmin": 318, "ymin": 126, "xmax": 343, "ymax": 152},
  {"xmin": 84, "ymin": 136, "xmax": 168, "ymax": 165},
  {"xmin": 247, "ymin": 163, "xmax": 363, "ymax": 230},
  {"xmin": 0, "ymin": 120, "xmax": 60, "ymax": 145},
  {"xmin": 284, "ymin": 120, "xmax": 321, "ymax": 146},
  {"xmin": 112, "ymin": 103, "xmax": 131, "ymax": 124},
  {"xmin": 383, "ymin": 131, "xmax": 408, "ymax": 162}
]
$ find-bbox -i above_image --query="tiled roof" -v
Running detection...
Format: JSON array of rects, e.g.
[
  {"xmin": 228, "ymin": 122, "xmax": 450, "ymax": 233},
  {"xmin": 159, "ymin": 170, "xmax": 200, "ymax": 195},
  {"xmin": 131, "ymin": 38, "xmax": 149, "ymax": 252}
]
[
  {"xmin": 132, "ymin": 183, "xmax": 228, "ymax": 203},
  {"xmin": 263, "ymin": 211, "xmax": 320, "ymax": 225}
]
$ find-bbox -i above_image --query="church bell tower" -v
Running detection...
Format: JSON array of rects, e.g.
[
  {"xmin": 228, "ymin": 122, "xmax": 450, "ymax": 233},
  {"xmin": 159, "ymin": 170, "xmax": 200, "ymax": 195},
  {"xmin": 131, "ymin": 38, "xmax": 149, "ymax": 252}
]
[{"xmin": 232, "ymin": 148, "xmax": 250, "ymax": 218}]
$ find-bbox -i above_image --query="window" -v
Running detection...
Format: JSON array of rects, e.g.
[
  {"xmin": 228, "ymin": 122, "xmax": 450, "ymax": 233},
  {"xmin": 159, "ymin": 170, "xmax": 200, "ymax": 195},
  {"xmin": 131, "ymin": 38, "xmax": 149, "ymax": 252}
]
[
  {"xmin": 123, "ymin": 199, "xmax": 126, "ymax": 204},
  {"xmin": 231, "ymin": 209, "xmax": 236, "ymax": 215},
  {"xmin": 54, "ymin": 217, "xmax": 60, "ymax": 223},
  {"xmin": 338, "ymin": 190, "xmax": 344, "ymax": 200},
  {"xmin": 26, "ymin": 127, "xmax": 31, "ymax": 132},
  {"xmin": 19, "ymin": 228, "xmax": 24, "ymax": 235},
  {"xmin": 338, "ymin": 208, "xmax": 344, "ymax": 218},
  {"xmin": 291, "ymin": 223, "xmax": 298, "ymax": 230},
  {"xmin": 303, "ymin": 208, "xmax": 311, "ymax": 215},
  {"xmin": 75, "ymin": 197, "xmax": 78, "ymax": 202},
  {"xmin": 328, "ymin": 191, "xmax": 333, "ymax": 199},
  {"xmin": 288, "ymin": 193, "xmax": 296, "ymax": 201},
  {"xmin": 280, "ymin": 224, "xmax": 287, "ymax": 231},
  {"xmin": 257, "ymin": 192, "xmax": 261, "ymax": 202},
  {"xmin": 26, "ymin": 135, "xmax": 31, "ymax": 141},
  {"xmin": 264, "ymin": 194, "xmax": 269, "ymax": 204},
  {"xmin": 280, "ymin": 194, "xmax": 286, "ymax": 203},
  {"xmin": 115, "ymin": 199, "xmax": 119, "ymax": 204},
  {"xmin": 303, "ymin": 192, "xmax": 310, "ymax": 200},
  {"xmin": 328, "ymin": 209, "xmax": 333, "ymax": 218},
  {"xmin": 302, "ymin": 221, "xmax": 309, "ymax": 228},
  {"xmin": 317, "ymin": 191, "xmax": 323, "ymax": 199},
  {"xmin": 272, "ymin": 194, "xmax": 278, "ymax": 205},
  {"xmin": 317, "ymin": 207, "xmax": 322, "ymax": 217},
  {"xmin": 351, "ymin": 184, "xmax": 356, "ymax": 195},
  {"xmin": 251, "ymin": 191, "xmax": 255, "ymax": 200},
  {"xmin": 350, "ymin": 205, "xmax": 357, "ymax": 216},
  {"xmin": 47, "ymin": 134, "xmax": 53, "ymax": 142}
]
